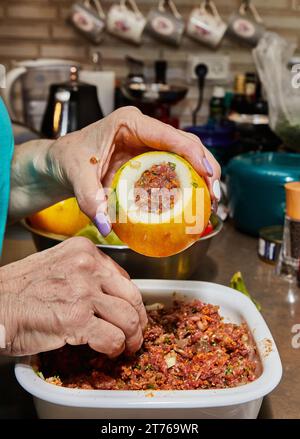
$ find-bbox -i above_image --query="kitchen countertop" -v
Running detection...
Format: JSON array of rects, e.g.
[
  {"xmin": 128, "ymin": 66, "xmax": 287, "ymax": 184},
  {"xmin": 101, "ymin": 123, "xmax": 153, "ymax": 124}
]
[{"xmin": 0, "ymin": 222, "xmax": 299, "ymax": 419}]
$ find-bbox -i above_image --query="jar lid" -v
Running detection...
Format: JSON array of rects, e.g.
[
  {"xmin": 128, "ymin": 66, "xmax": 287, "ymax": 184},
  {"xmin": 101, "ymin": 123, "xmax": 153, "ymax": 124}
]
[
  {"xmin": 285, "ymin": 181, "xmax": 300, "ymax": 220},
  {"xmin": 259, "ymin": 225, "xmax": 283, "ymax": 244}
]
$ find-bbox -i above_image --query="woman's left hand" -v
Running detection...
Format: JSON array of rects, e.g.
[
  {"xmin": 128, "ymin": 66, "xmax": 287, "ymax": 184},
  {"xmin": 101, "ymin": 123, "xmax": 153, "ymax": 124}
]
[{"xmin": 47, "ymin": 107, "xmax": 221, "ymax": 236}]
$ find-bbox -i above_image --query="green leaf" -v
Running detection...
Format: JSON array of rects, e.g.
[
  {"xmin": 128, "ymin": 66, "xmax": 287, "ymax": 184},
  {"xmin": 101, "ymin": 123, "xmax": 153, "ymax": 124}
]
[
  {"xmin": 144, "ymin": 364, "xmax": 154, "ymax": 371},
  {"xmin": 168, "ymin": 162, "xmax": 176, "ymax": 171},
  {"xmin": 229, "ymin": 272, "xmax": 261, "ymax": 311}
]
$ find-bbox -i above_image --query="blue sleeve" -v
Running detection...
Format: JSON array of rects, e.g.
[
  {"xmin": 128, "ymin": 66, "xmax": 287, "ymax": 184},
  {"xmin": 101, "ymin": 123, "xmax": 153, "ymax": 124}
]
[{"xmin": 0, "ymin": 98, "xmax": 14, "ymax": 255}]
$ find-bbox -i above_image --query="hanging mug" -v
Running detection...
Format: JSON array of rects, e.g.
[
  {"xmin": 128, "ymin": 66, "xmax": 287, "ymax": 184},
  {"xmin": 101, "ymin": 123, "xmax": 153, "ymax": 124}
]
[
  {"xmin": 186, "ymin": 1, "xmax": 227, "ymax": 48},
  {"xmin": 146, "ymin": 0, "xmax": 185, "ymax": 47},
  {"xmin": 227, "ymin": 0, "xmax": 265, "ymax": 47},
  {"xmin": 106, "ymin": 0, "xmax": 146, "ymax": 45},
  {"xmin": 69, "ymin": 0, "xmax": 106, "ymax": 44}
]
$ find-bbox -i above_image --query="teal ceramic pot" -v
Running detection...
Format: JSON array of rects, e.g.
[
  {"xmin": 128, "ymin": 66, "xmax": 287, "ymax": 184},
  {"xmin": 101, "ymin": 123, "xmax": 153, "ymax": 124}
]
[{"xmin": 226, "ymin": 152, "xmax": 300, "ymax": 236}]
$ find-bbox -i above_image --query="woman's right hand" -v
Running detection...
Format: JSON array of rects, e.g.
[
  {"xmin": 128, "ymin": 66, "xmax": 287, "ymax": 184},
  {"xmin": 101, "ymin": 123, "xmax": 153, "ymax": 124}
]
[{"xmin": 0, "ymin": 237, "xmax": 147, "ymax": 357}]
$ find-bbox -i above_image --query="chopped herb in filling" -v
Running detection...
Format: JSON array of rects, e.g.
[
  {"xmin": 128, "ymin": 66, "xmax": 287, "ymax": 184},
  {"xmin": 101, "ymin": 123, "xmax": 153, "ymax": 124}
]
[{"xmin": 134, "ymin": 162, "xmax": 181, "ymax": 214}]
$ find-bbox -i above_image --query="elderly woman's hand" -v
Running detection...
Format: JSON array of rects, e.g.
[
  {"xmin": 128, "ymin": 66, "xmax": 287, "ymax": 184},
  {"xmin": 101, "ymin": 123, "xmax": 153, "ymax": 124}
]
[
  {"xmin": 0, "ymin": 237, "xmax": 147, "ymax": 356},
  {"xmin": 46, "ymin": 107, "xmax": 221, "ymax": 236}
]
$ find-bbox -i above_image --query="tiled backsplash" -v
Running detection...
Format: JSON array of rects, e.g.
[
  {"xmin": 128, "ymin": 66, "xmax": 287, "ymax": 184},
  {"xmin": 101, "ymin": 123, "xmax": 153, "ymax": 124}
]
[{"xmin": 1, "ymin": 0, "xmax": 300, "ymax": 125}]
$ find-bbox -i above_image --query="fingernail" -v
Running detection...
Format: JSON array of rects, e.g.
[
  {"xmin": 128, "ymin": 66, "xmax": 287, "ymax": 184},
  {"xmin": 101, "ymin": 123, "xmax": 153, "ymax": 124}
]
[
  {"xmin": 212, "ymin": 199, "xmax": 218, "ymax": 214},
  {"xmin": 203, "ymin": 157, "xmax": 213, "ymax": 177},
  {"xmin": 213, "ymin": 179, "xmax": 221, "ymax": 201},
  {"xmin": 94, "ymin": 212, "xmax": 111, "ymax": 237}
]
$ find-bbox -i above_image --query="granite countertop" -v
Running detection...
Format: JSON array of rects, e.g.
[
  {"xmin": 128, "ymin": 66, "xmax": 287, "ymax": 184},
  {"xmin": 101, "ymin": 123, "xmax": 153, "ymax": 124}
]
[{"xmin": 0, "ymin": 222, "xmax": 299, "ymax": 419}]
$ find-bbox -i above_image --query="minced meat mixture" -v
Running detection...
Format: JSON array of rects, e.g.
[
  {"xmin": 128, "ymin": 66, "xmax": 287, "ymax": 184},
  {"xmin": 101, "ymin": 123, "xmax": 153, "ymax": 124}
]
[
  {"xmin": 134, "ymin": 162, "xmax": 180, "ymax": 214},
  {"xmin": 39, "ymin": 300, "xmax": 261, "ymax": 390}
]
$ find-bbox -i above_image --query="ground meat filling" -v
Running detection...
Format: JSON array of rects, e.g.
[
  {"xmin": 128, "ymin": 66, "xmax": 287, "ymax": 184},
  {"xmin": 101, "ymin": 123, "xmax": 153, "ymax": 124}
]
[
  {"xmin": 134, "ymin": 162, "xmax": 181, "ymax": 214},
  {"xmin": 39, "ymin": 300, "xmax": 261, "ymax": 390}
]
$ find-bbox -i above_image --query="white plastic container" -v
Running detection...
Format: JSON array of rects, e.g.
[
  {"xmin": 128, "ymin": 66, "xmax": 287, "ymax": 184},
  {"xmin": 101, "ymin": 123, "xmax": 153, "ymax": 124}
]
[{"xmin": 15, "ymin": 280, "xmax": 282, "ymax": 419}]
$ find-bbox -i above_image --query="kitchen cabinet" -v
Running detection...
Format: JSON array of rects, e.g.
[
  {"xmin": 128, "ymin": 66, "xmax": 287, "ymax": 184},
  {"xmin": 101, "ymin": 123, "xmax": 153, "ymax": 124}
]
[{"xmin": 0, "ymin": 222, "xmax": 299, "ymax": 419}]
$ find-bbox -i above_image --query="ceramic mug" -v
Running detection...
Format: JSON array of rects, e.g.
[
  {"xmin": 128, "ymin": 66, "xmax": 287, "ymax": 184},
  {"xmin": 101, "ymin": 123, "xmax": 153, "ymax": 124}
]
[
  {"xmin": 69, "ymin": 0, "xmax": 106, "ymax": 44},
  {"xmin": 186, "ymin": 1, "xmax": 227, "ymax": 48},
  {"xmin": 227, "ymin": 0, "xmax": 265, "ymax": 47},
  {"xmin": 146, "ymin": 0, "xmax": 185, "ymax": 47},
  {"xmin": 106, "ymin": 0, "xmax": 146, "ymax": 45}
]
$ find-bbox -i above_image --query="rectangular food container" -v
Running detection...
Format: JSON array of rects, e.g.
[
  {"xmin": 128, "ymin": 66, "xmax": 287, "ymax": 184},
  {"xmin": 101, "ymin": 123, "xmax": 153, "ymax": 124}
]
[{"xmin": 15, "ymin": 280, "xmax": 282, "ymax": 419}]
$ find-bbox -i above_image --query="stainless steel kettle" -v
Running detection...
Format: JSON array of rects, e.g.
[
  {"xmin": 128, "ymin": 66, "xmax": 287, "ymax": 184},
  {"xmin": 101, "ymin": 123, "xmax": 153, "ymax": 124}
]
[
  {"xmin": 41, "ymin": 66, "xmax": 103, "ymax": 139},
  {"xmin": 3, "ymin": 58, "xmax": 79, "ymax": 132}
]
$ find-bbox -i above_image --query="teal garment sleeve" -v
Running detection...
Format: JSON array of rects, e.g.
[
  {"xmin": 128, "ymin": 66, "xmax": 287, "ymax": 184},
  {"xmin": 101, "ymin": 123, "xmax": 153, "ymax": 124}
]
[{"xmin": 0, "ymin": 98, "xmax": 14, "ymax": 255}]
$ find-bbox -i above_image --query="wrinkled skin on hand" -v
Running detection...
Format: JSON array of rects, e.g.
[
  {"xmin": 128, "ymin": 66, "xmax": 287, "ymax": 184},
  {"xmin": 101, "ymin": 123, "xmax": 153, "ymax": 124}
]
[
  {"xmin": 0, "ymin": 237, "xmax": 147, "ymax": 357},
  {"xmin": 47, "ymin": 106, "xmax": 221, "ymax": 221}
]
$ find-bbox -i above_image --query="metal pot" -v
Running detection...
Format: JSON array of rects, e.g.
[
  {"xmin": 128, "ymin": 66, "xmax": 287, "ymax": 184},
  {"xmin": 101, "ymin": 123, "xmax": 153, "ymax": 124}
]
[{"xmin": 21, "ymin": 218, "xmax": 222, "ymax": 280}]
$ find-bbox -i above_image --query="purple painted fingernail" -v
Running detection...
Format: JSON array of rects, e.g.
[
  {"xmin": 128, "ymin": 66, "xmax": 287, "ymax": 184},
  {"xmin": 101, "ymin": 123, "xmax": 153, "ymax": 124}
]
[
  {"xmin": 94, "ymin": 212, "xmax": 111, "ymax": 237},
  {"xmin": 203, "ymin": 157, "xmax": 213, "ymax": 176}
]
